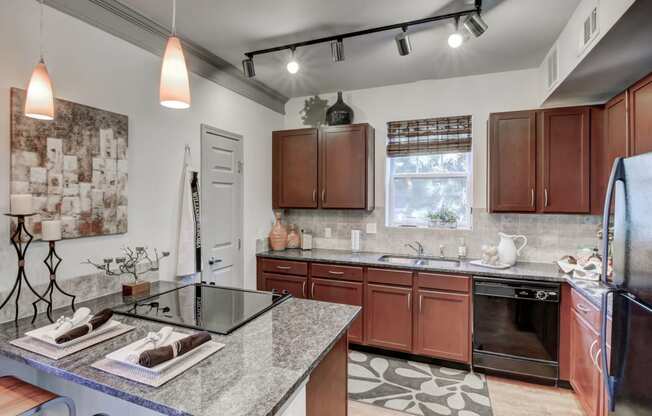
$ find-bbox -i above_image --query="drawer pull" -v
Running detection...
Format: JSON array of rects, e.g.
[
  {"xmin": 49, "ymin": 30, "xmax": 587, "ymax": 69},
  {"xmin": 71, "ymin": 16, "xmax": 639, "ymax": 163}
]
[
  {"xmin": 276, "ymin": 266, "xmax": 292, "ymax": 270},
  {"xmin": 576, "ymin": 303, "xmax": 591, "ymax": 313},
  {"xmin": 328, "ymin": 271, "xmax": 345, "ymax": 275}
]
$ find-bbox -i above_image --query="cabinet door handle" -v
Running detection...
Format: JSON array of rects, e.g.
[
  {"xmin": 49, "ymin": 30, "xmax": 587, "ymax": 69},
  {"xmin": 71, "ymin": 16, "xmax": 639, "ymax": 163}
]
[
  {"xmin": 576, "ymin": 303, "xmax": 591, "ymax": 314},
  {"xmin": 311, "ymin": 282, "xmax": 315, "ymax": 298},
  {"xmin": 302, "ymin": 281, "xmax": 306, "ymax": 298},
  {"xmin": 589, "ymin": 339, "xmax": 598, "ymax": 359},
  {"xmin": 328, "ymin": 271, "xmax": 344, "ymax": 275},
  {"xmin": 593, "ymin": 347, "xmax": 603, "ymax": 373},
  {"xmin": 276, "ymin": 265, "xmax": 292, "ymax": 270},
  {"xmin": 321, "ymin": 189, "xmax": 325, "ymax": 202},
  {"xmin": 312, "ymin": 189, "xmax": 316, "ymax": 202},
  {"xmin": 419, "ymin": 294, "xmax": 423, "ymax": 312},
  {"xmin": 544, "ymin": 188, "xmax": 549, "ymax": 207},
  {"xmin": 407, "ymin": 293, "xmax": 412, "ymax": 310},
  {"xmin": 531, "ymin": 188, "xmax": 535, "ymax": 207}
]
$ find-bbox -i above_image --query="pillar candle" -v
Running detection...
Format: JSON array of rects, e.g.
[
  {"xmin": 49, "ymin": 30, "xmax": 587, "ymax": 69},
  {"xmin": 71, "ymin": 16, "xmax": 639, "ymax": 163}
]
[
  {"xmin": 10, "ymin": 194, "xmax": 33, "ymax": 215},
  {"xmin": 41, "ymin": 220, "xmax": 62, "ymax": 241}
]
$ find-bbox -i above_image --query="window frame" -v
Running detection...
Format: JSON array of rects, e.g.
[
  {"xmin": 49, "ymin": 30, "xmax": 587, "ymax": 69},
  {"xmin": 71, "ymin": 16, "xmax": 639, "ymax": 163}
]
[{"xmin": 385, "ymin": 151, "xmax": 473, "ymax": 230}]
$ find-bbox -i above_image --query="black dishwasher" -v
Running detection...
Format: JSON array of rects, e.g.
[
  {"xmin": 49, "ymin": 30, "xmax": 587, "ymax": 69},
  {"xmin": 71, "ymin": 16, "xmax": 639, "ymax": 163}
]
[{"xmin": 473, "ymin": 276, "xmax": 560, "ymax": 381}]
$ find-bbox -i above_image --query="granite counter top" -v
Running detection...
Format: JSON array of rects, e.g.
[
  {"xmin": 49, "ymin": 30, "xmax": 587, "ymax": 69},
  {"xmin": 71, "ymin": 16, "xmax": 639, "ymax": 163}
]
[
  {"xmin": 257, "ymin": 249, "xmax": 610, "ymax": 308},
  {"xmin": 0, "ymin": 281, "xmax": 360, "ymax": 416}
]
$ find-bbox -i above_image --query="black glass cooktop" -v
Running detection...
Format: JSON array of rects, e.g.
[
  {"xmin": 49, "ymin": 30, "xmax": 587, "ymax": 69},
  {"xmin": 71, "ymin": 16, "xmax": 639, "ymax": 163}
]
[{"xmin": 113, "ymin": 284, "xmax": 291, "ymax": 335}]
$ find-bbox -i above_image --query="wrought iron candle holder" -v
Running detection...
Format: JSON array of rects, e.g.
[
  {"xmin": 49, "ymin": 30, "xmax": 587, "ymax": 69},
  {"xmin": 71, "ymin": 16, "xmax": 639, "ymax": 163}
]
[
  {"xmin": 1, "ymin": 214, "xmax": 53, "ymax": 325},
  {"xmin": 31, "ymin": 240, "xmax": 76, "ymax": 323}
]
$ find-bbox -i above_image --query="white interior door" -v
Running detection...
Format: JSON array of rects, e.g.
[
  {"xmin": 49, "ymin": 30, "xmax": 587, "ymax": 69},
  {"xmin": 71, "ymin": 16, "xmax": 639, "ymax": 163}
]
[{"xmin": 201, "ymin": 125, "xmax": 243, "ymax": 288}]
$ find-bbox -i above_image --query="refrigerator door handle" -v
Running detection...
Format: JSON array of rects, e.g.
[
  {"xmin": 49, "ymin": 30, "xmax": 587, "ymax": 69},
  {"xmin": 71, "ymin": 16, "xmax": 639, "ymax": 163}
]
[
  {"xmin": 601, "ymin": 289, "xmax": 619, "ymax": 412},
  {"xmin": 601, "ymin": 158, "xmax": 625, "ymax": 286}
]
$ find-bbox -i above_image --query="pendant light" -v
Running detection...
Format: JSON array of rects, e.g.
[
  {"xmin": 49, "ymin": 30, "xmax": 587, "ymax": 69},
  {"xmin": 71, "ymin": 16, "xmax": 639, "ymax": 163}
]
[
  {"xmin": 25, "ymin": 0, "xmax": 54, "ymax": 121},
  {"xmin": 160, "ymin": 0, "xmax": 191, "ymax": 109}
]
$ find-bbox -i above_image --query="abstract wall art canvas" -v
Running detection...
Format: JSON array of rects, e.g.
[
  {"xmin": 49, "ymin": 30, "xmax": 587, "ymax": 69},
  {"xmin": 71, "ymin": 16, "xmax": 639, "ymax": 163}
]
[{"xmin": 10, "ymin": 88, "xmax": 128, "ymax": 239}]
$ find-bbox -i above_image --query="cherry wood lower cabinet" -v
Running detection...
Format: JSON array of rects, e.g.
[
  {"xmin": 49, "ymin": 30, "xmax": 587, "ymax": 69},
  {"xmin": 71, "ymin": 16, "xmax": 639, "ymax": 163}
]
[
  {"xmin": 262, "ymin": 273, "xmax": 307, "ymax": 298},
  {"xmin": 364, "ymin": 284, "xmax": 413, "ymax": 352},
  {"xmin": 414, "ymin": 289, "xmax": 470, "ymax": 363},
  {"xmin": 570, "ymin": 307, "xmax": 601, "ymax": 416},
  {"xmin": 306, "ymin": 335, "xmax": 348, "ymax": 416},
  {"xmin": 311, "ymin": 278, "xmax": 364, "ymax": 344}
]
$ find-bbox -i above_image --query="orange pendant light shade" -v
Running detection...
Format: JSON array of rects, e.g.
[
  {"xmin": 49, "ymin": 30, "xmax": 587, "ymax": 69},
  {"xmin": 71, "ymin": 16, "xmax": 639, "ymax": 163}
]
[
  {"xmin": 160, "ymin": 36, "xmax": 191, "ymax": 109},
  {"xmin": 25, "ymin": 59, "xmax": 54, "ymax": 120}
]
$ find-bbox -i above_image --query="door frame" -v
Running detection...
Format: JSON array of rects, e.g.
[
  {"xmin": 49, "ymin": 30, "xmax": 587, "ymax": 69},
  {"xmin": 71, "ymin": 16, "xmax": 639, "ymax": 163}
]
[{"xmin": 200, "ymin": 124, "xmax": 244, "ymax": 286}]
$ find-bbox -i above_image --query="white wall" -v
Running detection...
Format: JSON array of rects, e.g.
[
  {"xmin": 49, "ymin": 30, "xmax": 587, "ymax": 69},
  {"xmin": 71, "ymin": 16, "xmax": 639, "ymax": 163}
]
[
  {"xmin": 284, "ymin": 69, "xmax": 540, "ymax": 210},
  {"xmin": 0, "ymin": 0, "xmax": 282, "ymax": 291},
  {"xmin": 537, "ymin": 0, "xmax": 636, "ymax": 105}
]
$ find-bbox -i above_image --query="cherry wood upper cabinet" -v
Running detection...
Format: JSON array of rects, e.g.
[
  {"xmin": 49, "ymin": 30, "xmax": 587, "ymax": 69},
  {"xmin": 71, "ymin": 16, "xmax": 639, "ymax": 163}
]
[
  {"xmin": 489, "ymin": 111, "xmax": 537, "ymax": 212},
  {"xmin": 540, "ymin": 107, "xmax": 591, "ymax": 213},
  {"xmin": 319, "ymin": 124, "xmax": 375, "ymax": 210},
  {"xmin": 365, "ymin": 284, "xmax": 412, "ymax": 352},
  {"xmin": 629, "ymin": 72, "xmax": 652, "ymax": 156},
  {"xmin": 414, "ymin": 289, "xmax": 470, "ymax": 363},
  {"xmin": 272, "ymin": 128, "xmax": 319, "ymax": 209}
]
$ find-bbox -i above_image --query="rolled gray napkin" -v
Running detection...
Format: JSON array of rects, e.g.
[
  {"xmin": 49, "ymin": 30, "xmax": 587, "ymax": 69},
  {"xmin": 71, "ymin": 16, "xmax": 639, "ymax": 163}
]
[
  {"xmin": 138, "ymin": 331, "xmax": 211, "ymax": 368},
  {"xmin": 55, "ymin": 309, "xmax": 113, "ymax": 344}
]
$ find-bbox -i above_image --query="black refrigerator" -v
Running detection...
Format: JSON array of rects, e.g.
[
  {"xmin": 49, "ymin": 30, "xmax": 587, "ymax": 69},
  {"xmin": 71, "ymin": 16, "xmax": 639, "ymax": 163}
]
[{"xmin": 601, "ymin": 152, "xmax": 652, "ymax": 415}]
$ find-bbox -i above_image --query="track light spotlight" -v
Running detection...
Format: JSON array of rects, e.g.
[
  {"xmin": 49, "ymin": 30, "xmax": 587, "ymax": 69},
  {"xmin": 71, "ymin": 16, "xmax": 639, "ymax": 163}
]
[
  {"xmin": 242, "ymin": 57, "xmax": 255, "ymax": 78},
  {"xmin": 464, "ymin": 12, "xmax": 488, "ymax": 37},
  {"xmin": 448, "ymin": 17, "xmax": 464, "ymax": 48},
  {"xmin": 286, "ymin": 48, "xmax": 300, "ymax": 74},
  {"xmin": 331, "ymin": 39, "xmax": 344, "ymax": 62},
  {"xmin": 395, "ymin": 28, "xmax": 412, "ymax": 56}
]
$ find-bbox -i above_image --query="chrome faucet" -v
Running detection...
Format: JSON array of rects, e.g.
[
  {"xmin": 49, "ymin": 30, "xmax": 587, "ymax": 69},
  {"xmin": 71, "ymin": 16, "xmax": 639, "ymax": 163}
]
[{"xmin": 405, "ymin": 241, "xmax": 425, "ymax": 256}]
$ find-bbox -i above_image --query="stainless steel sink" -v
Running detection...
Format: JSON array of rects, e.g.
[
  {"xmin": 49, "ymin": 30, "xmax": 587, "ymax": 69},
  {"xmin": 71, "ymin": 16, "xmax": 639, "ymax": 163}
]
[{"xmin": 378, "ymin": 255, "xmax": 460, "ymax": 268}]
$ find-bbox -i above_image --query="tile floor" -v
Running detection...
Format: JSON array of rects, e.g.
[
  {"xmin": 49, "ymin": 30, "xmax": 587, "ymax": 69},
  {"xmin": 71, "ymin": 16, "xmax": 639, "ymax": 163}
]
[{"xmin": 348, "ymin": 375, "xmax": 585, "ymax": 416}]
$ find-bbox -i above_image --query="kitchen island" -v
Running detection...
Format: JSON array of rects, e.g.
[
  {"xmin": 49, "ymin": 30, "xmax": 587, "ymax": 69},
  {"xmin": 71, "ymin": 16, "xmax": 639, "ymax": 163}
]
[{"xmin": 0, "ymin": 281, "xmax": 360, "ymax": 416}]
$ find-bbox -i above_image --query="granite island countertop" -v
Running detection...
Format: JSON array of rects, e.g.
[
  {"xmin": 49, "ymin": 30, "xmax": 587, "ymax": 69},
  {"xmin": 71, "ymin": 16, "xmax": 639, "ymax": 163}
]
[
  {"xmin": 257, "ymin": 249, "xmax": 610, "ymax": 308},
  {"xmin": 0, "ymin": 281, "xmax": 360, "ymax": 416}
]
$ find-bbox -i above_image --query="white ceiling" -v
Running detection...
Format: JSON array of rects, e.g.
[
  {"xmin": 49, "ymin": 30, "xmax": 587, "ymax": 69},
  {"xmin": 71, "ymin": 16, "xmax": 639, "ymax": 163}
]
[{"xmin": 119, "ymin": 0, "xmax": 581, "ymax": 98}]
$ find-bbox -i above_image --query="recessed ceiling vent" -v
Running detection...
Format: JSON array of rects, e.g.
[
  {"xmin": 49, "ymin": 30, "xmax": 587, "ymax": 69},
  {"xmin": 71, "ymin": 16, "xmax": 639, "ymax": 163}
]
[
  {"xmin": 579, "ymin": 6, "xmax": 599, "ymax": 54},
  {"xmin": 547, "ymin": 46, "xmax": 559, "ymax": 89}
]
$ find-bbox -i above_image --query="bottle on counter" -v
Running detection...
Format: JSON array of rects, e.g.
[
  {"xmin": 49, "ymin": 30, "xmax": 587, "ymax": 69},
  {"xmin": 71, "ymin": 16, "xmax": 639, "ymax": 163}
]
[{"xmin": 287, "ymin": 224, "xmax": 300, "ymax": 249}]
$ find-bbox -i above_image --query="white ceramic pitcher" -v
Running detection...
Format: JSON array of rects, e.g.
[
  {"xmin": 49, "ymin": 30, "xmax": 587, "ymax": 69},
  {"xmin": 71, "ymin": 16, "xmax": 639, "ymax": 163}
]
[{"xmin": 497, "ymin": 232, "xmax": 528, "ymax": 266}]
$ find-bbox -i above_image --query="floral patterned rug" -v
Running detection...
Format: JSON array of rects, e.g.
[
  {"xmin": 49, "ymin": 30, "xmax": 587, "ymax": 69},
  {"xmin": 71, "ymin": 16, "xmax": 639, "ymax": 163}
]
[{"xmin": 348, "ymin": 350, "xmax": 493, "ymax": 416}]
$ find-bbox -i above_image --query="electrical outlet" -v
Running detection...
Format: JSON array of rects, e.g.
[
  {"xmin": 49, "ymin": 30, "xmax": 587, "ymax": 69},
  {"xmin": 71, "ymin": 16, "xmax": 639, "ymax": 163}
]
[
  {"xmin": 324, "ymin": 227, "xmax": 332, "ymax": 238},
  {"xmin": 366, "ymin": 223, "xmax": 377, "ymax": 234}
]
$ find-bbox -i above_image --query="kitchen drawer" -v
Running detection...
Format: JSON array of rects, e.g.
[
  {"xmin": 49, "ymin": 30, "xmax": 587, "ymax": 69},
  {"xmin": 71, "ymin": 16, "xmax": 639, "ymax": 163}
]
[
  {"xmin": 367, "ymin": 268, "xmax": 413, "ymax": 287},
  {"xmin": 311, "ymin": 263, "xmax": 363, "ymax": 282},
  {"xmin": 262, "ymin": 273, "xmax": 307, "ymax": 298},
  {"xmin": 261, "ymin": 258, "xmax": 308, "ymax": 276},
  {"xmin": 571, "ymin": 288, "xmax": 601, "ymax": 332},
  {"xmin": 416, "ymin": 272, "xmax": 470, "ymax": 293}
]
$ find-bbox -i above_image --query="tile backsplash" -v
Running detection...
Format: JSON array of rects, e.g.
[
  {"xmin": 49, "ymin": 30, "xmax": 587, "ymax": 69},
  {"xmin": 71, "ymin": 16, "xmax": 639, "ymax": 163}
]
[{"xmin": 279, "ymin": 208, "xmax": 602, "ymax": 264}]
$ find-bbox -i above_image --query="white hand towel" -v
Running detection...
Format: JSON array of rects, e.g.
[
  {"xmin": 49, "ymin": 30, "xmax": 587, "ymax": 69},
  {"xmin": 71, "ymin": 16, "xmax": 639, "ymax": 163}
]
[
  {"xmin": 49, "ymin": 307, "xmax": 91, "ymax": 339},
  {"xmin": 126, "ymin": 326, "xmax": 174, "ymax": 363}
]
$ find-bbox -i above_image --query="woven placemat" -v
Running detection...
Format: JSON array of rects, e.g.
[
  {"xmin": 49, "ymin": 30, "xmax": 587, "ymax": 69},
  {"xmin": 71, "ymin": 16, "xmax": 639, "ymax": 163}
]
[
  {"xmin": 10, "ymin": 323, "xmax": 135, "ymax": 360},
  {"xmin": 91, "ymin": 341, "xmax": 224, "ymax": 387}
]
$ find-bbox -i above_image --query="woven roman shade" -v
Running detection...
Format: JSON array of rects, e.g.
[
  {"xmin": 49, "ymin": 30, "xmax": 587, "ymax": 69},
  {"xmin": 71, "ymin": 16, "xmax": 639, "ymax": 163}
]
[{"xmin": 386, "ymin": 115, "xmax": 472, "ymax": 157}]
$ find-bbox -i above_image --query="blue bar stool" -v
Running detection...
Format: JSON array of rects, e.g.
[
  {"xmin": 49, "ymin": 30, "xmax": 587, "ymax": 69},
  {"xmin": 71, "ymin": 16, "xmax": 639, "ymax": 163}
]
[{"xmin": 0, "ymin": 376, "xmax": 75, "ymax": 416}]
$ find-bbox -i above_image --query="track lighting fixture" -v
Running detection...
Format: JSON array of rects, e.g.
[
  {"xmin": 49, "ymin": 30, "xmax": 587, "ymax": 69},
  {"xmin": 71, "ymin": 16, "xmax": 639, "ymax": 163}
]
[
  {"xmin": 395, "ymin": 28, "xmax": 412, "ymax": 56},
  {"xmin": 241, "ymin": 0, "xmax": 485, "ymax": 76},
  {"xmin": 331, "ymin": 39, "xmax": 344, "ymax": 62},
  {"xmin": 464, "ymin": 12, "xmax": 488, "ymax": 37},
  {"xmin": 25, "ymin": 0, "xmax": 54, "ymax": 120},
  {"xmin": 242, "ymin": 57, "xmax": 256, "ymax": 78},
  {"xmin": 160, "ymin": 0, "xmax": 191, "ymax": 109},
  {"xmin": 286, "ymin": 48, "xmax": 300, "ymax": 74},
  {"xmin": 447, "ymin": 17, "xmax": 464, "ymax": 48}
]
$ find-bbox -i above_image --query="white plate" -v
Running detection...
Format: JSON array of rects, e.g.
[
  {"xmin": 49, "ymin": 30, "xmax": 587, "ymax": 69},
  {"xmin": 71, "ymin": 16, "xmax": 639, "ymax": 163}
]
[
  {"xmin": 24, "ymin": 320, "xmax": 120, "ymax": 348},
  {"xmin": 469, "ymin": 259, "xmax": 513, "ymax": 269},
  {"xmin": 105, "ymin": 331, "xmax": 208, "ymax": 375}
]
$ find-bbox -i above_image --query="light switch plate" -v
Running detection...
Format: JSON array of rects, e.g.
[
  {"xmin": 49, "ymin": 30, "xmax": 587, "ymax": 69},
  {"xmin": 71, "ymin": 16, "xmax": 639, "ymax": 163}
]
[
  {"xmin": 366, "ymin": 223, "xmax": 377, "ymax": 234},
  {"xmin": 324, "ymin": 227, "xmax": 332, "ymax": 238}
]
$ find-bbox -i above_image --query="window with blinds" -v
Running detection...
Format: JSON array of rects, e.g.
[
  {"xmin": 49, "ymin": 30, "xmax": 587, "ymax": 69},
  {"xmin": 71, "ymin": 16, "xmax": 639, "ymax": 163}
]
[
  {"xmin": 386, "ymin": 115, "xmax": 472, "ymax": 157},
  {"xmin": 385, "ymin": 115, "xmax": 473, "ymax": 229}
]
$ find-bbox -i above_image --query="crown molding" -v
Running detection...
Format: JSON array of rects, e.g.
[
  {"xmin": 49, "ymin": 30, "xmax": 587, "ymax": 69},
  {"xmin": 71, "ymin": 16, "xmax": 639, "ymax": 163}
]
[{"xmin": 44, "ymin": 0, "xmax": 288, "ymax": 114}]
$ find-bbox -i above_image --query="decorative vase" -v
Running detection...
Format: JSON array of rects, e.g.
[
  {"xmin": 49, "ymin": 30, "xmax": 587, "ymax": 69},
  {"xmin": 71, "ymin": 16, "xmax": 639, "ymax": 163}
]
[
  {"xmin": 269, "ymin": 212, "xmax": 288, "ymax": 251},
  {"xmin": 287, "ymin": 224, "xmax": 300, "ymax": 249},
  {"xmin": 326, "ymin": 91, "xmax": 354, "ymax": 125}
]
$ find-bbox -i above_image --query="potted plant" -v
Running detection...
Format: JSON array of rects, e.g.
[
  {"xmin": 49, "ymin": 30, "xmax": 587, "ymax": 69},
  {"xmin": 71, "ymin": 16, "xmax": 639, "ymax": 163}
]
[{"xmin": 426, "ymin": 208, "xmax": 459, "ymax": 229}]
